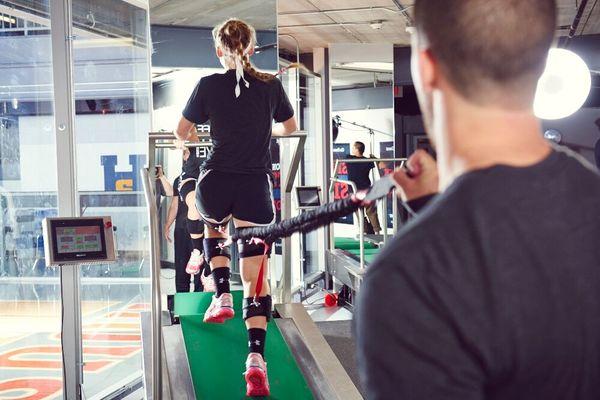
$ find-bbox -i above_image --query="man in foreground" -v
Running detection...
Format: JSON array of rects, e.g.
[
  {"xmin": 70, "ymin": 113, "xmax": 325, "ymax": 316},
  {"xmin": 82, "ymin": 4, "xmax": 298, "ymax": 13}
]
[{"xmin": 355, "ymin": 1, "xmax": 600, "ymax": 399}]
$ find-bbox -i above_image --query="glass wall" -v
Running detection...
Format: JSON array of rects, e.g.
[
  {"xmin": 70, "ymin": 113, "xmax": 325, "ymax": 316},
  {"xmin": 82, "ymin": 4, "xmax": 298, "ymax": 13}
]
[
  {"xmin": 0, "ymin": 1, "xmax": 63, "ymax": 398},
  {"xmin": 0, "ymin": 0, "xmax": 153, "ymax": 398},
  {"xmin": 71, "ymin": 0, "xmax": 152, "ymax": 398},
  {"xmin": 279, "ymin": 65, "xmax": 325, "ymax": 295}
]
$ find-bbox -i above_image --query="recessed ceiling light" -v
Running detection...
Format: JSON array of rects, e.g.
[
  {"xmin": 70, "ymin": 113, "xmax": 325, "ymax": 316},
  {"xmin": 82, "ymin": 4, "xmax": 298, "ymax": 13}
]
[
  {"xmin": 369, "ymin": 20, "xmax": 384, "ymax": 30},
  {"xmin": 337, "ymin": 62, "xmax": 393, "ymax": 73}
]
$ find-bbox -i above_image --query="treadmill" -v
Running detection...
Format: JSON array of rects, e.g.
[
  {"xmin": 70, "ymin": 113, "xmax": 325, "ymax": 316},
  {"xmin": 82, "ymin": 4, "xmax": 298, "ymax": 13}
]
[
  {"xmin": 326, "ymin": 157, "xmax": 405, "ymax": 303},
  {"xmin": 141, "ymin": 132, "xmax": 362, "ymax": 399}
]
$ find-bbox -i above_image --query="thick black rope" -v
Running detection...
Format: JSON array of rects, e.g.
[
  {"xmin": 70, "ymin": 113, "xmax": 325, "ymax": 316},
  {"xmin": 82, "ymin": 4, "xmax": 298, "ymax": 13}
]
[{"xmin": 231, "ymin": 196, "xmax": 361, "ymax": 244}]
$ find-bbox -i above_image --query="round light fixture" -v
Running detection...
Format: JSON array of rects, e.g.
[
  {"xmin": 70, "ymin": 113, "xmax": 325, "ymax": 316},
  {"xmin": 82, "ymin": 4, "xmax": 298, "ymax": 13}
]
[{"xmin": 534, "ymin": 48, "xmax": 591, "ymax": 120}]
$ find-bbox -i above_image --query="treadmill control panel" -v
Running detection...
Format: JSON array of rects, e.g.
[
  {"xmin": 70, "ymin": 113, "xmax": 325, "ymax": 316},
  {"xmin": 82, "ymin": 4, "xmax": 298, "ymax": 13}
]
[
  {"xmin": 43, "ymin": 216, "xmax": 116, "ymax": 265},
  {"xmin": 296, "ymin": 186, "xmax": 322, "ymax": 209}
]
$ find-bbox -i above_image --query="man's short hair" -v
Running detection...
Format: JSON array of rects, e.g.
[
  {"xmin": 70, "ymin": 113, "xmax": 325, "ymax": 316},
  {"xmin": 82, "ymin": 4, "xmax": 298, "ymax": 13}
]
[
  {"xmin": 354, "ymin": 141, "xmax": 365, "ymax": 154},
  {"xmin": 414, "ymin": 0, "xmax": 556, "ymax": 107}
]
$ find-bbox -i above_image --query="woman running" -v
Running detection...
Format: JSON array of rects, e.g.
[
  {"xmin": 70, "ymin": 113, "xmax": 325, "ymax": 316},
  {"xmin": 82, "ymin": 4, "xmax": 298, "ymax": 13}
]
[
  {"xmin": 172, "ymin": 128, "xmax": 206, "ymax": 276},
  {"xmin": 174, "ymin": 18, "xmax": 297, "ymax": 397}
]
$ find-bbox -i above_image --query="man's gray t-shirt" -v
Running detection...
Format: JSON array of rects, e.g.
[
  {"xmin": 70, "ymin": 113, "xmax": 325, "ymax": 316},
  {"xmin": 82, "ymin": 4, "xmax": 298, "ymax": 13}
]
[{"xmin": 356, "ymin": 148, "xmax": 600, "ymax": 400}]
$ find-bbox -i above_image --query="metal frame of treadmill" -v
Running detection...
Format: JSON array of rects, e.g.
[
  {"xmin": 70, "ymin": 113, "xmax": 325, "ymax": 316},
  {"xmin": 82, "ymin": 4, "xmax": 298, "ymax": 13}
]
[
  {"xmin": 146, "ymin": 131, "xmax": 366, "ymax": 398},
  {"xmin": 147, "ymin": 131, "xmax": 307, "ymax": 304},
  {"xmin": 326, "ymin": 157, "xmax": 406, "ymax": 293}
]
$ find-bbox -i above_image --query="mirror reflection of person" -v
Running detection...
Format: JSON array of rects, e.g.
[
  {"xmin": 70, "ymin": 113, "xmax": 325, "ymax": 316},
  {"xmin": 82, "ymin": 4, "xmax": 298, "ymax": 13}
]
[
  {"xmin": 356, "ymin": 1, "xmax": 600, "ymax": 399},
  {"xmin": 164, "ymin": 149, "xmax": 215, "ymax": 319},
  {"xmin": 174, "ymin": 18, "xmax": 298, "ymax": 396},
  {"xmin": 346, "ymin": 141, "xmax": 381, "ymax": 234}
]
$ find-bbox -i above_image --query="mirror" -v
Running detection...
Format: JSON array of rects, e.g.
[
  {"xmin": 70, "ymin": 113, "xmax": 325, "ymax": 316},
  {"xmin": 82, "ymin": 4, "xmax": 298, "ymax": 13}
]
[
  {"xmin": 148, "ymin": 0, "xmax": 277, "ymax": 282},
  {"xmin": 329, "ymin": 43, "xmax": 395, "ymax": 239}
]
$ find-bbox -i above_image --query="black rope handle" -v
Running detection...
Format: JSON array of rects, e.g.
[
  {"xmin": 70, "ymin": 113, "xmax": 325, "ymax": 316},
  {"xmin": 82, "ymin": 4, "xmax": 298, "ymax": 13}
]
[{"xmin": 230, "ymin": 196, "xmax": 361, "ymax": 244}]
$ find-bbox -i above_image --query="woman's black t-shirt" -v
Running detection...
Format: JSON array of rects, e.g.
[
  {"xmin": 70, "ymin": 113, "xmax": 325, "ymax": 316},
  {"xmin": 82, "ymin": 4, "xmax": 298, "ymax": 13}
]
[{"xmin": 182, "ymin": 69, "xmax": 294, "ymax": 174}]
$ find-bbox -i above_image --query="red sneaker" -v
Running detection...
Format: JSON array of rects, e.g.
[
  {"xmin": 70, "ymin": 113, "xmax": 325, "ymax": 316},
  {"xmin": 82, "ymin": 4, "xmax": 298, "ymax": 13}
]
[
  {"xmin": 185, "ymin": 249, "xmax": 204, "ymax": 275},
  {"xmin": 203, "ymin": 293, "xmax": 234, "ymax": 323},
  {"xmin": 245, "ymin": 352, "xmax": 270, "ymax": 397}
]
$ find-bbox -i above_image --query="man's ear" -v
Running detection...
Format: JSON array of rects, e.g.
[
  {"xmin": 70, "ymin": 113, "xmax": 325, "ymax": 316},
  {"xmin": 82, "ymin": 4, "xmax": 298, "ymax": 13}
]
[
  {"xmin": 418, "ymin": 48, "xmax": 438, "ymax": 94},
  {"xmin": 216, "ymin": 47, "xmax": 223, "ymax": 58}
]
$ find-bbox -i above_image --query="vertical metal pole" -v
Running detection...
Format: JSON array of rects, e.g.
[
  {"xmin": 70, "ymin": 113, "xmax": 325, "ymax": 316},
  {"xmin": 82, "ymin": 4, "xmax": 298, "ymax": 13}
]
[
  {"xmin": 141, "ymin": 169, "xmax": 163, "ymax": 400},
  {"xmin": 50, "ymin": 0, "xmax": 82, "ymax": 398},
  {"xmin": 392, "ymin": 188, "xmax": 399, "ymax": 234},
  {"xmin": 358, "ymin": 208, "xmax": 365, "ymax": 270},
  {"xmin": 281, "ymin": 190, "xmax": 292, "ymax": 303},
  {"xmin": 382, "ymin": 197, "xmax": 389, "ymax": 244}
]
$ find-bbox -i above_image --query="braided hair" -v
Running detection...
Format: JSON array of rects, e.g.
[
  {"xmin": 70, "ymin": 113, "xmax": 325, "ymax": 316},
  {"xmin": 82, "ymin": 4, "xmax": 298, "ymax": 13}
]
[
  {"xmin": 213, "ymin": 18, "xmax": 303, "ymax": 98},
  {"xmin": 212, "ymin": 18, "xmax": 274, "ymax": 83}
]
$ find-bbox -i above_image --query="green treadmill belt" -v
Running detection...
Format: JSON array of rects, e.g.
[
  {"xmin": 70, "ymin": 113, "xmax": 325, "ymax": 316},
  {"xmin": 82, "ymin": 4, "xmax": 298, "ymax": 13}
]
[
  {"xmin": 177, "ymin": 291, "xmax": 314, "ymax": 400},
  {"xmin": 348, "ymin": 249, "xmax": 380, "ymax": 264},
  {"xmin": 334, "ymin": 237, "xmax": 377, "ymax": 250}
]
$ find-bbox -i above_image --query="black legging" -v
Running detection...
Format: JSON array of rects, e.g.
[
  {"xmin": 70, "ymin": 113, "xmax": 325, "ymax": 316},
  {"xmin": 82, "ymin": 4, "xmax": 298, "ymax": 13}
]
[{"xmin": 167, "ymin": 227, "xmax": 203, "ymax": 312}]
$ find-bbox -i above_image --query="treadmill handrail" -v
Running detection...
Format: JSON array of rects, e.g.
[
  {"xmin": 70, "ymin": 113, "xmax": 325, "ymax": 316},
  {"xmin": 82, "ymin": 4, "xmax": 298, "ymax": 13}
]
[
  {"xmin": 328, "ymin": 157, "xmax": 406, "ymax": 269},
  {"xmin": 146, "ymin": 131, "xmax": 308, "ymax": 304},
  {"xmin": 140, "ymin": 167, "xmax": 162, "ymax": 399},
  {"xmin": 328, "ymin": 178, "xmax": 365, "ymax": 269}
]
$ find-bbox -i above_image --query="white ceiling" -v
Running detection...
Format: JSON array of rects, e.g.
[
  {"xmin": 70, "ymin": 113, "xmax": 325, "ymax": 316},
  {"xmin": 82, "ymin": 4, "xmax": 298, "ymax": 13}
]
[
  {"xmin": 150, "ymin": 0, "xmax": 277, "ymax": 30},
  {"xmin": 278, "ymin": 0, "xmax": 600, "ymax": 52},
  {"xmin": 278, "ymin": 0, "xmax": 413, "ymax": 52}
]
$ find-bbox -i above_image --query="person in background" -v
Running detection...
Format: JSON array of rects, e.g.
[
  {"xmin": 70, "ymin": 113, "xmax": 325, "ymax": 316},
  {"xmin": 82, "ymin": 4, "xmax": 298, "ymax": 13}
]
[
  {"xmin": 164, "ymin": 149, "xmax": 215, "ymax": 321},
  {"xmin": 346, "ymin": 141, "xmax": 381, "ymax": 234}
]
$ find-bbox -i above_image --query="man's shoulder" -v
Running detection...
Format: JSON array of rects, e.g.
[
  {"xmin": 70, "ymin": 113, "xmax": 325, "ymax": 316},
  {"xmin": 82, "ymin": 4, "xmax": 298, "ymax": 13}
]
[{"xmin": 371, "ymin": 190, "xmax": 466, "ymax": 273}]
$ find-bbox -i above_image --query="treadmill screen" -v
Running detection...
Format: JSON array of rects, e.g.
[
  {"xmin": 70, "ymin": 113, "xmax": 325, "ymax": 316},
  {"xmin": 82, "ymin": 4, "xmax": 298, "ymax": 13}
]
[
  {"xmin": 50, "ymin": 218, "xmax": 107, "ymax": 262},
  {"xmin": 297, "ymin": 187, "xmax": 321, "ymax": 207},
  {"xmin": 56, "ymin": 226, "xmax": 102, "ymax": 253}
]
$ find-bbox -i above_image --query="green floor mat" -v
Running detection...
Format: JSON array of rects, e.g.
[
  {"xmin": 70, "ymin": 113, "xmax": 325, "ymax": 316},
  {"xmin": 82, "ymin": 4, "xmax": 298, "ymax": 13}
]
[
  {"xmin": 334, "ymin": 237, "xmax": 377, "ymax": 250},
  {"xmin": 178, "ymin": 291, "xmax": 314, "ymax": 400}
]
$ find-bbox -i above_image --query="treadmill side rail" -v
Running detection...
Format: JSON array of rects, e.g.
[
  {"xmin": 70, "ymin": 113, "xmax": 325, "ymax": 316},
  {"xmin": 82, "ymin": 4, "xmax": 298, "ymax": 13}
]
[{"xmin": 275, "ymin": 303, "xmax": 363, "ymax": 400}]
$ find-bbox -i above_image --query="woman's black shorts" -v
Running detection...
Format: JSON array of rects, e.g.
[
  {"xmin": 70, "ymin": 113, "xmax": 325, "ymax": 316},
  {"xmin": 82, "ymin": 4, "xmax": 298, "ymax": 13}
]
[{"xmin": 195, "ymin": 170, "xmax": 275, "ymax": 228}]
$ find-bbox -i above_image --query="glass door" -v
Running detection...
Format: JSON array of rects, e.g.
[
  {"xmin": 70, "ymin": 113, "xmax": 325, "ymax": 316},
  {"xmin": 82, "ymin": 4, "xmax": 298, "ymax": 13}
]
[
  {"xmin": 0, "ymin": 1, "xmax": 63, "ymax": 398},
  {"xmin": 70, "ymin": 0, "xmax": 152, "ymax": 398}
]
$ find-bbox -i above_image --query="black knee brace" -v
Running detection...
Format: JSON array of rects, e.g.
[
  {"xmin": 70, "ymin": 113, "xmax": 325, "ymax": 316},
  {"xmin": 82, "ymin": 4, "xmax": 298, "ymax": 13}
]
[
  {"xmin": 237, "ymin": 239, "xmax": 272, "ymax": 258},
  {"xmin": 186, "ymin": 218, "xmax": 204, "ymax": 235},
  {"xmin": 243, "ymin": 295, "xmax": 272, "ymax": 321},
  {"xmin": 203, "ymin": 237, "xmax": 230, "ymax": 262}
]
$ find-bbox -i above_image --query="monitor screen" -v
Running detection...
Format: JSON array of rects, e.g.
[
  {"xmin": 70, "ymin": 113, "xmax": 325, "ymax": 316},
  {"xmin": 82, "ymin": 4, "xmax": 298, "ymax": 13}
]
[
  {"xmin": 50, "ymin": 218, "xmax": 107, "ymax": 262},
  {"xmin": 297, "ymin": 187, "xmax": 321, "ymax": 207},
  {"xmin": 56, "ymin": 225, "xmax": 102, "ymax": 254}
]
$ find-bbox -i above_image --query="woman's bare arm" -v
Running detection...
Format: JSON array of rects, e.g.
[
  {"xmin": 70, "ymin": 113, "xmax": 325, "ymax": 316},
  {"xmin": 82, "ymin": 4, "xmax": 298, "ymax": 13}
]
[{"xmin": 272, "ymin": 116, "xmax": 298, "ymax": 136}]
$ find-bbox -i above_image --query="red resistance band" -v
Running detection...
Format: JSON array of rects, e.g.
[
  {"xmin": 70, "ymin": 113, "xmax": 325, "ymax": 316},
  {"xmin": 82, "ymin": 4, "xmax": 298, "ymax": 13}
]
[{"xmin": 248, "ymin": 238, "xmax": 270, "ymax": 305}]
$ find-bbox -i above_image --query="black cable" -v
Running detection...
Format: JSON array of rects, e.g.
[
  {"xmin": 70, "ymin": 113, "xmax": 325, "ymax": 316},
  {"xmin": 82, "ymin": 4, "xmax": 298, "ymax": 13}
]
[
  {"xmin": 580, "ymin": 0, "xmax": 598, "ymax": 34},
  {"xmin": 231, "ymin": 197, "xmax": 361, "ymax": 243}
]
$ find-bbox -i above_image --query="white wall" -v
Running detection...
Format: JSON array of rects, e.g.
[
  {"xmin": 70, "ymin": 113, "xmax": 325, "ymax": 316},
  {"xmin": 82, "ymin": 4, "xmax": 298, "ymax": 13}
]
[
  {"xmin": 335, "ymin": 108, "xmax": 394, "ymax": 157},
  {"xmin": 16, "ymin": 114, "xmax": 149, "ymax": 192}
]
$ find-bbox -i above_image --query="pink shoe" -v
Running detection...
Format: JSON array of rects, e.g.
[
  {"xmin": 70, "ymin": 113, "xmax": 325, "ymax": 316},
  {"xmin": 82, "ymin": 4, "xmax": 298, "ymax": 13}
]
[
  {"xmin": 245, "ymin": 352, "xmax": 270, "ymax": 397},
  {"xmin": 203, "ymin": 293, "xmax": 234, "ymax": 323},
  {"xmin": 200, "ymin": 272, "xmax": 216, "ymax": 293},
  {"xmin": 186, "ymin": 249, "xmax": 204, "ymax": 275}
]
